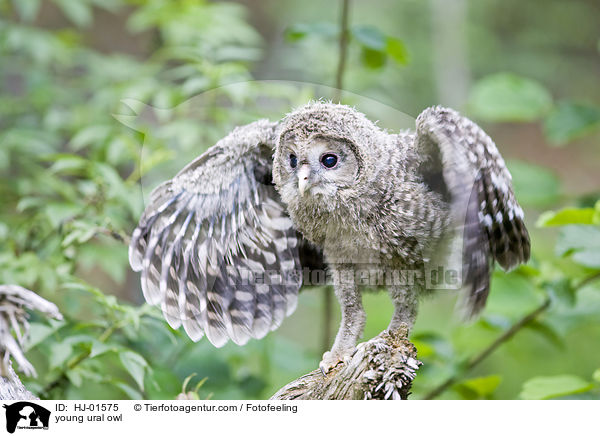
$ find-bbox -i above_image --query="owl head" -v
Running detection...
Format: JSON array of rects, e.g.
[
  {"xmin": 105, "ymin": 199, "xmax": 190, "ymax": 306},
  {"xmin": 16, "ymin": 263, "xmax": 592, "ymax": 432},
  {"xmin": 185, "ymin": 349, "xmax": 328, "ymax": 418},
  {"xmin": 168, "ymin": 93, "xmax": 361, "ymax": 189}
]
[{"xmin": 273, "ymin": 102, "xmax": 385, "ymax": 210}]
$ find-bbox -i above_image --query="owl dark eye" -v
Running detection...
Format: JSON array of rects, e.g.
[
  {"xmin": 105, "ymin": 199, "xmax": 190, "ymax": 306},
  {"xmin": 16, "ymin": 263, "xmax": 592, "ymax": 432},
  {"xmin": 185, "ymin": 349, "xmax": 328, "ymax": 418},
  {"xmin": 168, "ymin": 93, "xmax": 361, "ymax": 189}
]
[
  {"xmin": 320, "ymin": 153, "xmax": 338, "ymax": 169},
  {"xmin": 289, "ymin": 154, "xmax": 297, "ymax": 168}
]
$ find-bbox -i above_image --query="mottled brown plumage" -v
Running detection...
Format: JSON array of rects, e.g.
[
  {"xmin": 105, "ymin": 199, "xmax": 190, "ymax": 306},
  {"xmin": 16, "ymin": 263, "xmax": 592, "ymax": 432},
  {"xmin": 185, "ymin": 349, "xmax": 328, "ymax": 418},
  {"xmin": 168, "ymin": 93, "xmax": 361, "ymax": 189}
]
[{"xmin": 129, "ymin": 102, "xmax": 530, "ymax": 372}]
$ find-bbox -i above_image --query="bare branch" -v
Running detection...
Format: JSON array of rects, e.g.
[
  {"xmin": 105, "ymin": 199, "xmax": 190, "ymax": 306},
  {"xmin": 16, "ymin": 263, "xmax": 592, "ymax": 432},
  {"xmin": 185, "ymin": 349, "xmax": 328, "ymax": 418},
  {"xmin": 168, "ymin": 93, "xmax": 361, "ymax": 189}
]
[
  {"xmin": 423, "ymin": 271, "xmax": 600, "ymax": 399},
  {"xmin": 333, "ymin": 0, "xmax": 350, "ymax": 102}
]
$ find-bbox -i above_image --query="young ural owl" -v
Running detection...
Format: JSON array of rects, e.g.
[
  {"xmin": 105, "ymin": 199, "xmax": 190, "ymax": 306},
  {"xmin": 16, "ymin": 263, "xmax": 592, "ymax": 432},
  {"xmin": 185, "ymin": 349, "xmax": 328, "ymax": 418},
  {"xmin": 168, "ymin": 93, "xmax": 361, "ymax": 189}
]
[{"xmin": 129, "ymin": 102, "xmax": 530, "ymax": 373}]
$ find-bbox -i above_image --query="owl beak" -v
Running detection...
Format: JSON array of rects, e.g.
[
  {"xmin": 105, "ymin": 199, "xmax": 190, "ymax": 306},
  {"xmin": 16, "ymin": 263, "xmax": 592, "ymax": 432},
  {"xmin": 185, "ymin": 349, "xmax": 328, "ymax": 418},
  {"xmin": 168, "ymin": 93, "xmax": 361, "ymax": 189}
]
[{"xmin": 297, "ymin": 164, "xmax": 311, "ymax": 196}]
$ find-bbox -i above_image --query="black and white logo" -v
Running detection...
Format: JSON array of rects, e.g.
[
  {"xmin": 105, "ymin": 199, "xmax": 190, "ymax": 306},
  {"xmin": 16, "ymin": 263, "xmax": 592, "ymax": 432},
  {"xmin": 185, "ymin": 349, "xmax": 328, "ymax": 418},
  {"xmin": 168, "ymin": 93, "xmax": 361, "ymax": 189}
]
[{"xmin": 3, "ymin": 402, "xmax": 50, "ymax": 433}]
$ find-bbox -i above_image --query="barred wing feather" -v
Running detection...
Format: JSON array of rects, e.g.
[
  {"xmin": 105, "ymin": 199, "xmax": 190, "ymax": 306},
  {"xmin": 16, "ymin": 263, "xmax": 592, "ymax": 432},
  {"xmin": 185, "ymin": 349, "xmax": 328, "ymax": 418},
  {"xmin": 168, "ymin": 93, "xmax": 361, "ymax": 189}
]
[
  {"xmin": 415, "ymin": 107, "xmax": 530, "ymax": 316},
  {"xmin": 129, "ymin": 120, "xmax": 302, "ymax": 346}
]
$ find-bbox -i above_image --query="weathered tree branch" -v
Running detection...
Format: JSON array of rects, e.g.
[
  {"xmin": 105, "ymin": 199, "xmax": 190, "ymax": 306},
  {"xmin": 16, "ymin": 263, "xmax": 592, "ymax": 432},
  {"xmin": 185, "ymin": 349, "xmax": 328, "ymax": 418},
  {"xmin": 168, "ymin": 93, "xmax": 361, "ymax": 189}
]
[
  {"xmin": 0, "ymin": 285, "xmax": 63, "ymax": 400},
  {"xmin": 271, "ymin": 325, "xmax": 421, "ymax": 400},
  {"xmin": 0, "ymin": 365, "xmax": 38, "ymax": 400}
]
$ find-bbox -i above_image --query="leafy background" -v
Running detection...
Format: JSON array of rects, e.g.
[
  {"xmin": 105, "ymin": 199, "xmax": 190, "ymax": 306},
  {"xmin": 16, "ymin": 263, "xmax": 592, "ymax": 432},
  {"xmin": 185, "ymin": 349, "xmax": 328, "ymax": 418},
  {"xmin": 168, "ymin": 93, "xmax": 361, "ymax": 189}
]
[{"xmin": 0, "ymin": 0, "xmax": 599, "ymax": 400}]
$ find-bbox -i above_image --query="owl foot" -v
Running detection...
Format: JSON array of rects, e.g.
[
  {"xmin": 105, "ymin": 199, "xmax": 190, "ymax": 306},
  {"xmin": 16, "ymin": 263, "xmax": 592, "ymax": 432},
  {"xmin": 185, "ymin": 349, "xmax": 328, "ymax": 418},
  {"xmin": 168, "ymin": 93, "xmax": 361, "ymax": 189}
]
[{"xmin": 319, "ymin": 348, "xmax": 355, "ymax": 375}]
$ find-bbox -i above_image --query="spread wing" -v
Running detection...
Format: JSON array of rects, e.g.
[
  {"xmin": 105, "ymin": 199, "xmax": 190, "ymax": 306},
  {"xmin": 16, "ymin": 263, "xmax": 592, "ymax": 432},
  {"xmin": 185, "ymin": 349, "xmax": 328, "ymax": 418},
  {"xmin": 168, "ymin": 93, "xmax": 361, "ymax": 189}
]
[
  {"xmin": 129, "ymin": 120, "xmax": 304, "ymax": 346},
  {"xmin": 415, "ymin": 106, "xmax": 530, "ymax": 315}
]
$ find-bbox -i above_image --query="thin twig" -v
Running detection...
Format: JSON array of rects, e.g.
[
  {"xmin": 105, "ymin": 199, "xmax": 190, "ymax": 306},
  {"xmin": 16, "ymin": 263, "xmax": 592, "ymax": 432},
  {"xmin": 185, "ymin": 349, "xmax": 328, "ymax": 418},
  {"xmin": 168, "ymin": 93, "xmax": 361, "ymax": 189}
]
[
  {"xmin": 333, "ymin": 0, "xmax": 350, "ymax": 101},
  {"xmin": 423, "ymin": 297, "xmax": 550, "ymax": 399},
  {"xmin": 575, "ymin": 271, "xmax": 600, "ymax": 291},
  {"xmin": 96, "ymin": 227, "xmax": 131, "ymax": 245},
  {"xmin": 423, "ymin": 271, "xmax": 600, "ymax": 399}
]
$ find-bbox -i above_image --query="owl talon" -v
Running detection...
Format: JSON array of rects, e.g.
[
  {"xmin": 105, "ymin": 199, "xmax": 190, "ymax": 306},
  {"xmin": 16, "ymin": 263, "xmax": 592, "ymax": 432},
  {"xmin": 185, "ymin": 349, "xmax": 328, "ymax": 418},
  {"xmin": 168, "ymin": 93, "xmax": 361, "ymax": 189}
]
[{"xmin": 319, "ymin": 348, "xmax": 356, "ymax": 375}]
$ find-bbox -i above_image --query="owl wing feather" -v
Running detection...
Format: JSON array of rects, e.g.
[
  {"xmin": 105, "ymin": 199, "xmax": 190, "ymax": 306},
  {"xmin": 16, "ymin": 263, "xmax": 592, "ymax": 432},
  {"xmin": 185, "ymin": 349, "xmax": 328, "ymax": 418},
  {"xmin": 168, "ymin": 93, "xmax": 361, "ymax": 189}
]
[
  {"xmin": 415, "ymin": 106, "xmax": 530, "ymax": 316},
  {"xmin": 129, "ymin": 120, "xmax": 304, "ymax": 346}
]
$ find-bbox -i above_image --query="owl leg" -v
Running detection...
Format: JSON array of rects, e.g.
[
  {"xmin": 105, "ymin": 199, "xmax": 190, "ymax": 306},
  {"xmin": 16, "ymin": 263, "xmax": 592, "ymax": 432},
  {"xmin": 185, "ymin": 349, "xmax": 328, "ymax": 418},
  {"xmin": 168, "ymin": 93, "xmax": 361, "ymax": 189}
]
[
  {"xmin": 319, "ymin": 267, "xmax": 365, "ymax": 375},
  {"xmin": 387, "ymin": 285, "xmax": 418, "ymax": 332}
]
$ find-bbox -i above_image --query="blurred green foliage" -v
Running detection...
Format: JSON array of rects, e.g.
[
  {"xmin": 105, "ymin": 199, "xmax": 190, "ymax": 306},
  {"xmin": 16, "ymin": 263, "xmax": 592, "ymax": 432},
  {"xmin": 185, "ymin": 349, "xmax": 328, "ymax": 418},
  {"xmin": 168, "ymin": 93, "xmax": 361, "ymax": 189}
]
[
  {"xmin": 0, "ymin": 0, "xmax": 303, "ymax": 400},
  {"xmin": 0, "ymin": 0, "xmax": 599, "ymax": 400}
]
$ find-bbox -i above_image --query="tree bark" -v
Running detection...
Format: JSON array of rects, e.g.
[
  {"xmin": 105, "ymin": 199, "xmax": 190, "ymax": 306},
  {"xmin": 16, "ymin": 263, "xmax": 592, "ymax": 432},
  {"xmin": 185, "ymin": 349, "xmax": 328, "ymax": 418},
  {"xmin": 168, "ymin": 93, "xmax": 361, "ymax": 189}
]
[
  {"xmin": 0, "ymin": 365, "xmax": 37, "ymax": 400},
  {"xmin": 270, "ymin": 325, "xmax": 421, "ymax": 400}
]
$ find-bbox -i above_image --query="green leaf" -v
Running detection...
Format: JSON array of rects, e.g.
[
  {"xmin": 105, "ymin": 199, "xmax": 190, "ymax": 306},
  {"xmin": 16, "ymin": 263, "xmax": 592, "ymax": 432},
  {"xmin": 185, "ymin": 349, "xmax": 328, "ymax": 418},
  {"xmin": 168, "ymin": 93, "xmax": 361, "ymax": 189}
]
[
  {"xmin": 520, "ymin": 375, "xmax": 593, "ymax": 399},
  {"xmin": 485, "ymin": 270, "xmax": 542, "ymax": 318},
  {"xmin": 182, "ymin": 77, "xmax": 210, "ymax": 96},
  {"xmin": 48, "ymin": 341, "xmax": 74, "ymax": 370},
  {"xmin": 360, "ymin": 47, "xmax": 386, "ymax": 69},
  {"xmin": 386, "ymin": 37, "xmax": 409, "ymax": 65},
  {"xmin": 77, "ymin": 241, "xmax": 129, "ymax": 283},
  {"xmin": 454, "ymin": 375, "xmax": 502, "ymax": 399},
  {"xmin": 71, "ymin": 367, "xmax": 105, "ymax": 384},
  {"xmin": 543, "ymin": 102, "xmax": 600, "ymax": 145},
  {"xmin": 54, "ymin": 0, "xmax": 93, "ymax": 28},
  {"xmin": 410, "ymin": 331, "xmax": 453, "ymax": 359},
  {"xmin": 556, "ymin": 225, "xmax": 600, "ymax": 268},
  {"xmin": 410, "ymin": 339, "xmax": 436, "ymax": 358},
  {"xmin": 67, "ymin": 369, "xmax": 83, "ymax": 388},
  {"xmin": 543, "ymin": 278, "xmax": 576, "ymax": 307},
  {"xmin": 89, "ymin": 341, "xmax": 115, "ymax": 359},
  {"xmin": 537, "ymin": 208, "xmax": 598, "ymax": 227},
  {"xmin": 62, "ymin": 220, "xmax": 98, "ymax": 247},
  {"xmin": 45, "ymin": 203, "xmax": 81, "ymax": 228},
  {"xmin": 507, "ymin": 160, "xmax": 561, "ymax": 207},
  {"xmin": 352, "ymin": 28, "xmax": 409, "ymax": 68},
  {"xmin": 70, "ymin": 125, "xmax": 112, "ymax": 150},
  {"xmin": 468, "ymin": 73, "xmax": 553, "ymax": 122},
  {"xmin": 47, "ymin": 154, "xmax": 88, "ymax": 175},
  {"xmin": 24, "ymin": 320, "xmax": 65, "ymax": 351},
  {"xmin": 119, "ymin": 351, "xmax": 148, "ymax": 391},
  {"xmin": 556, "ymin": 225, "xmax": 600, "ymax": 256},
  {"xmin": 63, "ymin": 334, "xmax": 96, "ymax": 348},
  {"xmin": 114, "ymin": 381, "xmax": 143, "ymax": 400},
  {"xmin": 572, "ymin": 250, "xmax": 600, "ymax": 268},
  {"xmin": 525, "ymin": 320, "xmax": 565, "ymax": 348},
  {"xmin": 352, "ymin": 26, "xmax": 386, "ymax": 50},
  {"xmin": 593, "ymin": 369, "xmax": 600, "ymax": 383},
  {"xmin": 284, "ymin": 22, "xmax": 338, "ymax": 41}
]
